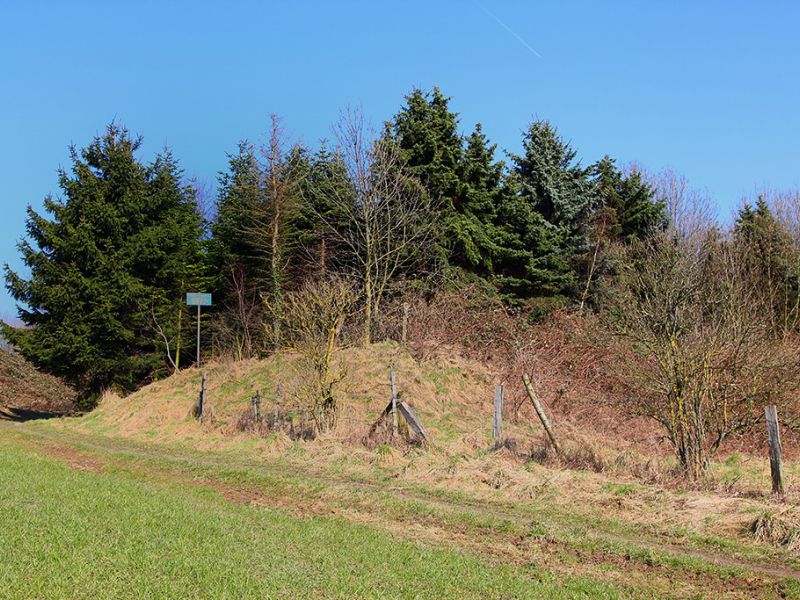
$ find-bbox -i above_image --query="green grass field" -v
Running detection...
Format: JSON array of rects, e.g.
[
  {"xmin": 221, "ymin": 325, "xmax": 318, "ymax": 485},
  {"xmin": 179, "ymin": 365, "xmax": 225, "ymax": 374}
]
[
  {"xmin": 0, "ymin": 427, "xmax": 618, "ymax": 599},
  {"xmin": 2, "ymin": 420, "xmax": 800, "ymax": 599}
]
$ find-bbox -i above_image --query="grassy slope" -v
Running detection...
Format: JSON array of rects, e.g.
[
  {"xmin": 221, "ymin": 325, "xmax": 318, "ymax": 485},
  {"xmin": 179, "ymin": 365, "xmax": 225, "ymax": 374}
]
[
  {"xmin": 0, "ymin": 430, "xmax": 614, "ymax": 599},
  {"xmin": 4, "ymin": 422, "xmax": 800, "ymax": 599},
  {"xmin": 4, "ymin": 343, "xmax": 800, "ymax": 598}
]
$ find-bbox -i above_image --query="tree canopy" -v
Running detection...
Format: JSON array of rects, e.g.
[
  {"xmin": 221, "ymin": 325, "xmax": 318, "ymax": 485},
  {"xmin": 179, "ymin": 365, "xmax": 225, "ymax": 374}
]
[{"xmin": 4, "ymin": 125, "xmax": 203, "ymax": 397}]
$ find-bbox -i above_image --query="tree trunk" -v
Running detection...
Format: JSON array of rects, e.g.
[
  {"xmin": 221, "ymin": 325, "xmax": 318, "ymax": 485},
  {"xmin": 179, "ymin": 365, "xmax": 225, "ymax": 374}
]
[
  {"xmin": 175, "ymin": 302, "xmax": 182, "ymax": 371},
  {"xmin": 363, "ymin": 272, "xmax": 372, "ymax": 345},
  {"xmin": 271, "ymin": 217, "xmax": 282, "ymax": 346},
  {"xmin": 674, "ymin": 399, "xmax": 709, "ymax": 480}
]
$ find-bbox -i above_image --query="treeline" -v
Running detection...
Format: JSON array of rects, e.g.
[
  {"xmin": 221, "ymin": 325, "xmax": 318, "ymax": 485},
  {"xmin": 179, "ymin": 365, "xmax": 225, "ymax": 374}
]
[{"xmin": 0, "ymin": 86, "xmax": 712, "ymax": 399}]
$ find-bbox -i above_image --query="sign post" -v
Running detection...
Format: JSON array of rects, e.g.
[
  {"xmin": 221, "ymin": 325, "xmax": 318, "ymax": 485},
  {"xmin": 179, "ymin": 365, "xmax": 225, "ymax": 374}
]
[{"xmin": 186, "ymin": 293, "xmax": 212, "ymax": 366}]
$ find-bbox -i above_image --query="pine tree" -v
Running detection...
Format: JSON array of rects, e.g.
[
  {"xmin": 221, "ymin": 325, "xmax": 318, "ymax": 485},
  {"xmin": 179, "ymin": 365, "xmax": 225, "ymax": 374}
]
[{"xmin": 3, "ymin": 124, "xmax": 203, "ymax": 398}]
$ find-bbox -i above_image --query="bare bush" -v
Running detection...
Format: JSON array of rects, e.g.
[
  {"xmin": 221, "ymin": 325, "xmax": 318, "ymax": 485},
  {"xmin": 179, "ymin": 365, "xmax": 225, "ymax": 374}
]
[
  {"xmin": 280, "ymin": 277, "xmax": 357, "ymax": 433},
  {"xmin": 604, "ymin": 229, "xmax": 800, "ymax": 479},
  {"xmin": 234, "ymin": 403, "xmax": 314, "ymax": 440}
]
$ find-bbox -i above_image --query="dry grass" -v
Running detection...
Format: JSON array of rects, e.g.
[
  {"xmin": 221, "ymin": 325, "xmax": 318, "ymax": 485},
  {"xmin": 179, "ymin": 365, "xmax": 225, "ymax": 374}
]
[
  {"xmin": 0, "ymin": 348, "xmax": 78, "ymax": 414},
  {"xmin": 750, "ymin": 510, "xmax": 800, "ymax": 553},
  {"xmin": 57, "ymin": 340, "xmax": 800, "ymax": 573}
]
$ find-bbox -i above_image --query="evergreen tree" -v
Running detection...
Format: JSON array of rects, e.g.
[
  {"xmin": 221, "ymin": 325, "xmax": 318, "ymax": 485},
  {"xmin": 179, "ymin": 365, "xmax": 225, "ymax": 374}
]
[
  {"xmin": 734, "ymin": 197, "xmax": 800, "ymax": 334},
  {"xmin": 495, "ymin": 120, "xmax": 593, "ymax": 300},
  {"xmin": 147, "ymin": 151, "xmax": 206, "ymax": 370},
  {"xmin": 450, "ymin": 124, "xmax": 506, "ymax": 274},
  {"xmin": 590, "ymin": 156, "xmax": 665, "ymax": 242},
  {"xmin": 293, "ymin": 144, "xmax": 355, "ymax": 277},
  {"xmin": 578, "ymin": 157, "xmax": 666, "ymax": 309},
  {"xmin": 388, "ymin": 87, "xmax": 464, "ymax": 266},
  {"xmin": 3, "ymin": 124, "xmax": 203, "ymax": 397},
  {"xmin": 208, "ymin": 141, "xmax": 263, "ymax": 299},
  {"xmin": 389, "ymin": 86, "xmax": 462, "ymax": 207}
]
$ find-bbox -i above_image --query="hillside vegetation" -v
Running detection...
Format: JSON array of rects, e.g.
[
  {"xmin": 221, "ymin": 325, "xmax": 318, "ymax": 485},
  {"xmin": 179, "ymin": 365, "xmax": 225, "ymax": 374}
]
[
  {"xmin": 5, "ymin": 85, "xmax": 800, "ymax": 598},
  {"xmin": 0, "ymin": 342, "xmax": 779, "ymax": 597}
]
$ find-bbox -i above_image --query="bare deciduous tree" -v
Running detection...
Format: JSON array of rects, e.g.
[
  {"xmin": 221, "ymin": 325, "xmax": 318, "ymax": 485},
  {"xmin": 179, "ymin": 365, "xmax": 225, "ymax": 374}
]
[
  {"xmin": 646, "ymin": 168, "xmax": 716, "ymax": 243},
  {"xmin": 605, "ymin": 228, "xmax": 800, "ymax": 479},
  {"xmin": 210, "ymin": 265, "xmax": 262, "ymax": 361},
  {"xmin": 309, "ymin": 107, "xmax": 436, "ymax": 344}
]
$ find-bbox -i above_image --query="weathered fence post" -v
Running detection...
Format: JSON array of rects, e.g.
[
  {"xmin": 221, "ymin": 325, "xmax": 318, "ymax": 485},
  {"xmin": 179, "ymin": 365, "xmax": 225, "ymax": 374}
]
[
  {"xmin": 252, "ymin": 390, "xmax": 261, "ymax": 422},
  {"xmin": 765, "ymin": 404, "xmax": 785, "ymax": 496},
  {"xmin": 493, "ymin": 385, "xmax": 503, "ymax": 449},
  {"xmin": 196, "ymin": 373, "xmax": 206, "ymax": 422},
  {"xmin": 390, "ymin": 370, "xmax": 399, "ymax": 437},
  {"xmin": 401, "ymin": 302, "xmax": 409, "ymax": 344},
  {"xmin": 522, "ymin": 374, "xmax": 561, "ymax": 454},
  {"xmin": 274, "ymin": 383, "xmax": 282, "ymax": 427}
]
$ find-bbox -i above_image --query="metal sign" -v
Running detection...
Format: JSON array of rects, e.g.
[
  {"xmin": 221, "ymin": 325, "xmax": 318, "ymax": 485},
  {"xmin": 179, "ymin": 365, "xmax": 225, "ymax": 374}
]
[
  {"xmin": 186, "ymin": 293, "xmax": 212, "ymax": 366},
  {"xmin": 186, "ymin": 293, "xmax": 212, "ymax": 306}
]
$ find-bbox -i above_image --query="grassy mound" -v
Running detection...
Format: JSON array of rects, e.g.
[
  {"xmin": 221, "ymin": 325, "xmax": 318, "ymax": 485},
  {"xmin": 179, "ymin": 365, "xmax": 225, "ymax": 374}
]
[{"xmin": 78, "ymin": 342, "xmax": 500, "ymax": 446}]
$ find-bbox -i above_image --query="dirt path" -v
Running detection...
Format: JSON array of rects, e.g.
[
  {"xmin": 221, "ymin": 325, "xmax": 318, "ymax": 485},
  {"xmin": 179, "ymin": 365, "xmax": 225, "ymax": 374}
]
[{"xmin": 7, "ymin": 422, "xmax": 800, "ymax": 595}]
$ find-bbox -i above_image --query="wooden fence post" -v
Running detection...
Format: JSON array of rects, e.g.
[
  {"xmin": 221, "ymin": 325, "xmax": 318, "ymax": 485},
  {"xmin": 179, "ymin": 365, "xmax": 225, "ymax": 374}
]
[
  {"xmin": 390, "ymin": 370, "xmax": 399, "ymax": 437},
  {"xmin": 196, "ymin": 373, "xmax": 206, "ymax": 422},
  {"xmin": 493, "ymin": 385, "xmax": 503, "ymax": 449},
  {"xmin": 522, "ymin": 374, "xmax": 561, "ymax": 454},
  {"xmin": 765, "ymin": 404, "xmax": 785, "ymax": 496},
  {"xmin": 274, "ymin": 383, "xmax": 282, "ymax": 426},
  {"xmin": 252, "ymin": 390, "xmax": 261, "ymax": 422}
]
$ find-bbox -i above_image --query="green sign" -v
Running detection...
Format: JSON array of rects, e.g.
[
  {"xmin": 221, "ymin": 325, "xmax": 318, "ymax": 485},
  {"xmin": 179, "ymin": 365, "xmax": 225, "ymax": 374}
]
[{"xmin": 186, "ymin": 293, "xmax": 212, "ymax": 306}]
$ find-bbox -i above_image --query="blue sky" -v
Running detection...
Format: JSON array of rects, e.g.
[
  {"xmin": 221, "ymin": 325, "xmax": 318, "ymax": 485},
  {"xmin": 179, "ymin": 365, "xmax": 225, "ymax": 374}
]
[{"xmin": 2, "ymin": 1, "xmax": 799, "ymax": 319}]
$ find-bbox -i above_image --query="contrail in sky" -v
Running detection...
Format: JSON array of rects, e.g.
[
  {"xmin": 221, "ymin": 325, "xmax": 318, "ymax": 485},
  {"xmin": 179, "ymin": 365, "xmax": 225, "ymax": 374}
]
[{"xmin": 474, "ymin": 1, "xmax": 542, "ymax": 59}]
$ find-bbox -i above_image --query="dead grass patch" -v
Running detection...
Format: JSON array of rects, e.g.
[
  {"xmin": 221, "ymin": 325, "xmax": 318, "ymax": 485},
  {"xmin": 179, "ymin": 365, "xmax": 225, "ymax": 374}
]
[
  {"xmin": 42, "ymin": 444, "xmax": 104, "ymax": 473},
  {"xmin": 750, "ymin": 510, "xmax": 800, "ymax": 553}
]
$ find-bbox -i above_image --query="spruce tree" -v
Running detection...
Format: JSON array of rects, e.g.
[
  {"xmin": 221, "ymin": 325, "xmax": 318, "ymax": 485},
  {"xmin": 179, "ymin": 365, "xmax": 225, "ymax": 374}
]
[
  {"xmin": 3, "ymin": 124, "xmax": 203, "ymax": 397},
  {"xmin": 590, "ymin": 156, "xmax": 665, "ymax": 242},
  {"xmin": 734, "ymin": 197, "xmax": 800, "ymax": 334},
  {"xmin": 208, "ymin": 141, "xmax": 264, "ymax": 298},
  {"xmin": 293, "ymin": 144, "xmax": 355, "ymax": 277},
  {"xmin": 450, "ymin": 124, "xmax": 506, "ymax": 274},
  {"xmin": 388, "ymin": 87, "xmax": 463, "ymax": 266},
  {"xmin": 389, "ymin": 86, "xmax": 462, "ymax": 207},
  {"xmin": 495, "ymin": 120, "xmax": 593, "ymax": 301}
]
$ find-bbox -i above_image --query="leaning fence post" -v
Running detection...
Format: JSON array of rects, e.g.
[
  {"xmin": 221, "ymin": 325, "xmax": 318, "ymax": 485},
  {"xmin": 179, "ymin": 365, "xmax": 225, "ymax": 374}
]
[
  {"xmin": 493, "ymin": 385, "xmax": 503, "ymax": 449},
  {"xmin": 522, "ymin": 374, "xmax": 561, "ymax": 454},
  {"xmin": 390, "ymin": 370, "xmax": 399, "ymax": 437},
  {"xmin": 765, "ymin": 404, "xmax": 785, "ymax": 496},
  {"xmin": 252, "ymin": 390, "xmax": 261, "ymax": 422}
]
